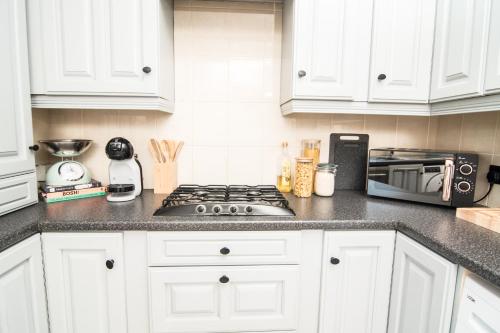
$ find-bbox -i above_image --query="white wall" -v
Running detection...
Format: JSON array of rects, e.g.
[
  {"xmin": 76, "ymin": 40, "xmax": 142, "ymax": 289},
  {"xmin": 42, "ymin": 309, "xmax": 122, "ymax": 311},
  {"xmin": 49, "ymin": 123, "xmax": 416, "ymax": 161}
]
[{"xmin": 31, "ymin": 1, "xmax": 439, "ymax": 190}]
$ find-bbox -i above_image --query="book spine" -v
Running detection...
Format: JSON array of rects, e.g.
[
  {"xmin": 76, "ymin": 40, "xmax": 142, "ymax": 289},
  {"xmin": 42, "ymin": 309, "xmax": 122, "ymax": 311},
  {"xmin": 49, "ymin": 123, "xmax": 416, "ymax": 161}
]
[
  {"xmin": 44, "ymin": 181, "xmax": 102, "ymax": 193},
  {"xmin": 44, "ymin": 192, "xmax": 106, "ymax": 203},
  {"xmin": 43, "ymin": 187, "xmax": 107, "ymax": 199}
]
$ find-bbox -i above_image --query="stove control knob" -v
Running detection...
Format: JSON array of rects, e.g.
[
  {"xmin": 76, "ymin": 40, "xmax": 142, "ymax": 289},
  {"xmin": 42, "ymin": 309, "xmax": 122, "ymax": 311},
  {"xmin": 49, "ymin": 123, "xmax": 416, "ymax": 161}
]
[
  {"xmin": 229, "ymin": 205, "xmax": 238, "ymax": 214},
  {"xmin": 457, "ymin": 181, "xmax": 471, "ymax": 193},
  {"xmin": 245, "ymin": 206, "xmax": 253, "ymax": 214},
  {"xmin": 195, "ymin": 205, "xmax": 206, "ymax": 214},
  {"xmin": 212, "ymin": 205, "xmax": 222, "ymax": 214},
  {"xmin": 459, "ymin": 164, "xmax": 473, "ymax": 176}
]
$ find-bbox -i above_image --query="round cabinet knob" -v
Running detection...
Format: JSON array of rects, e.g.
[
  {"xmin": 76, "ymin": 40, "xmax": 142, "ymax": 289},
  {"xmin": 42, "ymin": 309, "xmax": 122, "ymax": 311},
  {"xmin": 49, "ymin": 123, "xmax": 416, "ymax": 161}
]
[
  {"xmin": 330, "ymin": 257, "xmax": 340, "ymax": 265},
  {"xmin": 29, "ymin": 145, "xmax": 39, "ymax": 151},
  {"xmin": 298, "ymin": 70, "xmax": 307, "ymax": 78},
  {"xmin": 106, "ymin": 259, "xmax": 114, "ymax": 270},
  {"xmin": 457, "ymin": 181, "xmax": 471, "ymax": 193},
  {"xmin": 377, "ymin": 74, "xmax": 387, "ymax": 80},
  {"xmin": 195, "ymin": 205, "xmax": 206, "ymax": 214},
  {"xmin": 459, "ymin": 164, "xmax": 473, "ymax": 176},
  {"xmin": 142, "ymin": 66, "xmax": 152, "ymax": 74},
  {"xmin": 220, "ymin": 247, "xmax": 230, "ymax": 255},
  {"xmin": 219, "ymin": 275, "xmax": 230, "ymax": 283}
]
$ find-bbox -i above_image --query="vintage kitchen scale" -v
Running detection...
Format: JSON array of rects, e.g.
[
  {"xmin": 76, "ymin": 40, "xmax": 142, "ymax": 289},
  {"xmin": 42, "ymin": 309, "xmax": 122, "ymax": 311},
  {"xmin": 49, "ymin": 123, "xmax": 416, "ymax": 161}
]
[{"xmin": 39, "ymin": 139, "xmax": 93, "ymax": 186}]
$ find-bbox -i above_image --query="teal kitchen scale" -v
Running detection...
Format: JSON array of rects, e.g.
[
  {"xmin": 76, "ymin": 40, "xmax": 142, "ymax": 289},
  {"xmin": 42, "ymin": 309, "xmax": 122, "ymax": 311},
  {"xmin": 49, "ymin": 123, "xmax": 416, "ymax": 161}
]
[{"xmin": 39, "ymin": 139, "xmax": 93, "ymax": 186}]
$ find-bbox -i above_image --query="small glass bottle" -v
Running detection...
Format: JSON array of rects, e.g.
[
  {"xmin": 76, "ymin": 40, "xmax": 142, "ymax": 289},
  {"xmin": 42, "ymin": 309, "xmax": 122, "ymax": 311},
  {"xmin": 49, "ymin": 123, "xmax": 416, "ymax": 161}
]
[{"xmin": 276, "ymin": 141, "xmax": 292, "ymax": 193}]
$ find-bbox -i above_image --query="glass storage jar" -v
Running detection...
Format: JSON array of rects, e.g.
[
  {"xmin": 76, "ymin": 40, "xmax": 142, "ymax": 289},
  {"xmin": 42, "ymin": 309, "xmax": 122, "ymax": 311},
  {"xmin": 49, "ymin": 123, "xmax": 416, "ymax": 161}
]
[
  {"xmin": 314, "ymin": 163, "xmax": 337, "ymax": 197},
  {"xmin": 294, "ymin": 157, "xmax": 314, "ymax": 197},
  {"xmin": 301, "ymin": 139, "xmax": 321, "ymax": 167}
]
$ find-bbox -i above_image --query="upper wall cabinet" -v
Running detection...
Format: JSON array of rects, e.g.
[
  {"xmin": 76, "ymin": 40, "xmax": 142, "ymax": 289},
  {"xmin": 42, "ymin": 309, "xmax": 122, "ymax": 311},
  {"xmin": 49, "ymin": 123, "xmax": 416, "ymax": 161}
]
[
  {"xmin": 430, "ymin": 0, "xmax": 490, "ymax": 102},
  {"xmin": 282, "ymin": 0, "xmax": 373, "ymax": 102},
  {"xmin": 369, "ymin": 0, "xmax": 436, "ymax": 103},
  {"xmin": 27, "ymin": 0, "xmax": 174, "ymax": 112},
  {"xmin": 485, "ymin": 0, "xmax": 500, "ymax": 95}
]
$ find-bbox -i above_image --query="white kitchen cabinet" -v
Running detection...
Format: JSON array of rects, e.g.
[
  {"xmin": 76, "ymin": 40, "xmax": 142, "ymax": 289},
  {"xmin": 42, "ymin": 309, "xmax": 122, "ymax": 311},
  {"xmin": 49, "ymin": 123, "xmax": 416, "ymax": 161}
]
[
  {"xmin": 0, "ymin": 234, "xmax": 49, "ymax": 333},
  {"xmin": 430, "ymin": 0, "xmax": 490, "ymax": 102},
  {"xmin": 27, "ymin": 0, "xmax": 174, "ymax": 112},
  {"xmin": 485, "ymin": 0, "xmax": 500, "ymax": 95},
  {"xmin": 388, "ymin": 233, "xmax": 457, "ymax": 333},
  {"xmin": 149, "ymin": 265, "xmax": 299, "ymax": 333},
  {"xmin": 453, "ymin": 270, "xmax": 500, "ymax": 333},
  {"xmin": 318, "ymin": 231, "xmax": 395, "ymax": 333},
  {"xmin": 369, "ymin": 0, "xmax": 436, "ymax": 103},
  {"xmin": 42, "ymin": 233, "xmax": 128, "ymax": 333},
  {"xmin": 0, "ymin": 0, "xmax": 38, "ymax": 215},
  {"xmin": 285, "ymin": 0, "xmax": 373, "ymax": 102}
]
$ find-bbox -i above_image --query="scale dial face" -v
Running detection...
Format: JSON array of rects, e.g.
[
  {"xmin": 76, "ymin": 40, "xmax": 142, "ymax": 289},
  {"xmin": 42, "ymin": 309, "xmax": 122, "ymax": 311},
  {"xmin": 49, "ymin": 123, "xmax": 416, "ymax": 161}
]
[{"xmin": 58, "ymin": 161, "xmax": 85, "ymax": 181}]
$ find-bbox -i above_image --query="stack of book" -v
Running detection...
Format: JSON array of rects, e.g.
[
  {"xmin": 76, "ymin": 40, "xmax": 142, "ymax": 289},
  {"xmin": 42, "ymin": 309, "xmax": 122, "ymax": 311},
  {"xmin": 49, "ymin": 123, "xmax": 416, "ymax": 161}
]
[{"xmin": 40, "ymin": 180, "xmax": 107, "ymax": 203}]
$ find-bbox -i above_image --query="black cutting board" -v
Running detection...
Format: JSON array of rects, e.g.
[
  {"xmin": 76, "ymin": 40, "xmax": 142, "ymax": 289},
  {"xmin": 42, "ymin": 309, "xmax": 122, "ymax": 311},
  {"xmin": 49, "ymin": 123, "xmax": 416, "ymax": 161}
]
[{"xmin": 329, "ymin": 133, "xmax": 369, "ymax": 190}]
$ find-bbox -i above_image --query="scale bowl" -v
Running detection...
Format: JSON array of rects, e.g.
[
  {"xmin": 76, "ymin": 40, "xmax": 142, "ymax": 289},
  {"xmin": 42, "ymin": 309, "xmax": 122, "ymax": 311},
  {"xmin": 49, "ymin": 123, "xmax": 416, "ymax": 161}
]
[{"xmin": 39, "ymin": 139, "xmax": 93, "ymax": 157}]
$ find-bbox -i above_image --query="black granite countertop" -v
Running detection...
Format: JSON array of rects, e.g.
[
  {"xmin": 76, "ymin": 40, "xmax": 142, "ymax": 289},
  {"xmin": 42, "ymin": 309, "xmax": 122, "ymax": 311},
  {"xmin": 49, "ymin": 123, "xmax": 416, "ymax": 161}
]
[{"xmin": 1, "ymin": 190, "xmax": 500, "ymax": 288}]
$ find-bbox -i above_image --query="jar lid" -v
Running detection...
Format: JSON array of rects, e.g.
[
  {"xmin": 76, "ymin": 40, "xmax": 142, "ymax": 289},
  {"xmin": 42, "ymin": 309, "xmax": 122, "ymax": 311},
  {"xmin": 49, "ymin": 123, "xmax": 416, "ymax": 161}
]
[
  {"xmin": 301, "ymin": 139, "xmax": 321, "ymax": 144},
  {"xmin": 295, "ymin": 157, "xmax": 313, "ymax": 162},
  {"xmin": 316, "ymin": 163, "xmax": 337, "ymax": 171}
]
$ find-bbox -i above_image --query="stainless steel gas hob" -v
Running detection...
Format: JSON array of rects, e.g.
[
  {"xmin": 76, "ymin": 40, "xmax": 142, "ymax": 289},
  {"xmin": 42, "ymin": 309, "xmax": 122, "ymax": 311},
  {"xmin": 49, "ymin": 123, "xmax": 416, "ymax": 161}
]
[{"xmin": 153, "ymin": 185, "xmax": 295, "ymax": 216}]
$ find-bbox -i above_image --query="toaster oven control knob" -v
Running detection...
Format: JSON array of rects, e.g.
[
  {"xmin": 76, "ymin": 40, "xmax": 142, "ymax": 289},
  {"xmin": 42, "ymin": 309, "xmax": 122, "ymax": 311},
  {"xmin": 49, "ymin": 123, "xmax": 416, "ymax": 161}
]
[
  {"xmin": 195, "ymin": 205, "xmax": 206, "ymax": 214},
  {"xmin": 457, "ymin": 181, "xmax": 471, "ymax": 193},
  {"xmin": 212, "ymin": 205, "xmax": 222, "ymax": 214},
  {"xmin": 459, "ymin": 164, "xmax": 473, "ymax": 176},
  {"xmin": 245, "ymin": 206, "xmax": 253, "ymax": 214},
  {"xmin": 229, "ymin": 205, "xmax": 238, "ymax": 214}
]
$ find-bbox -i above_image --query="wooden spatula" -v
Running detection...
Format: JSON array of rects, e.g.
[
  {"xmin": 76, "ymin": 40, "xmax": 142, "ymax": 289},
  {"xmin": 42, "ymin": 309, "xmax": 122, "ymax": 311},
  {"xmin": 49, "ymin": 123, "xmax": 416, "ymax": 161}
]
[
  {"xmin": 148, "ymin": 139, "xmax": 163, "ymax": 163},
  {"xmin": 173, "ymin": 141, "xmax": 184, "ymax": 161}
]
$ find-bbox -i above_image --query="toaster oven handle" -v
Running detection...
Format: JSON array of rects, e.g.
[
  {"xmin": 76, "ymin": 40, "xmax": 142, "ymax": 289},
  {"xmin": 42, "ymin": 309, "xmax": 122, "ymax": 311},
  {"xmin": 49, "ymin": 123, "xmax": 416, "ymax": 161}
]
[{"xmin": 442, "ymin": 159, "xmax": 455, "ymax": 202}]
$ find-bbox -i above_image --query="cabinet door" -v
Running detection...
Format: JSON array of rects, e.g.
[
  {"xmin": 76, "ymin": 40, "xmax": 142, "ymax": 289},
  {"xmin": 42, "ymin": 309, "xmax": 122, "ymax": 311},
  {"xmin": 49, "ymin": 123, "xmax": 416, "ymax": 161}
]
[
  {"xmin": 0, "ymin": 234, "xmax": 49, "ymax": 333},
  {"xmin": 388, "ymin": 233, "xmax": 457, "ymax": 333},
  {"xmin": 430, "ymin": 0, "xmax": 490, "ymax": 102},
  {"xmin": 369, "ymin": 0, "xmax": 436, "ymax": 103},
  {"xmin": 100, "ymin": 0, "xmax": 157, "ymax": 93},
  {"xmin": 150, "ymin": 266, "xmax": 299, "ymax": 333},
  {"xmin": 319, "ymin": 231, "xmax": 395, "ymax": 333},
  {"xmin": 0, "ymin": 0, "xmax": 36, "ymax": 177},
  {"xmin": 485, "ymin": 0, "xmax": 500, "ymax": 94},
  {"xmin": 42, "ymin": 233, "xmax": 127, "ymax": 333},
  {"xmin": 293, "ymin": 0, "xmax": 373, "ymax": 101}
]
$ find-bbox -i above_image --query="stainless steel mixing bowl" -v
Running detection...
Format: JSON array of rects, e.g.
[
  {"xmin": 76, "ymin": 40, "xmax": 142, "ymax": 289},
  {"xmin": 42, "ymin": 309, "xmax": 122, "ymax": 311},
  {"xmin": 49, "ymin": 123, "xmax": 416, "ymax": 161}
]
[{"xmin": 39, "ymin": 139, "xmax": 93, "ymax": 157}]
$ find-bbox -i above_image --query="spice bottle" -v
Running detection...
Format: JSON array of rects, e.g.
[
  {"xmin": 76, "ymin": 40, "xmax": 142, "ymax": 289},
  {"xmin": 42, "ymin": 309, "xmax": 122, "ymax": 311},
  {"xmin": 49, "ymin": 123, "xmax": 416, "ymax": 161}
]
[
  {"xmin": 294, "ymin": 157, "xmax": 314, "ymax": 197},
  {"xmin": 276, "ymin": 141, "xmax": 292, "ymax": 192}
]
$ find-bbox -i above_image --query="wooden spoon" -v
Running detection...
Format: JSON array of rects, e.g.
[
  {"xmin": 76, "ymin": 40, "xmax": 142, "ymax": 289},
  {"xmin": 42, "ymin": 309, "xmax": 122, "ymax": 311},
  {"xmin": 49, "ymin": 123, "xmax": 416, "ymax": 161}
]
[
  {"xmin": 163, "ymin": 140, "xmax": 176, "ymax": 162},
  {"xmin": 173, "ymin": 141, "xmax": 184, "ymax": 161},
  {"xmin": 148, "ymin": 139, "xmax": 163, "ymax": 163}
]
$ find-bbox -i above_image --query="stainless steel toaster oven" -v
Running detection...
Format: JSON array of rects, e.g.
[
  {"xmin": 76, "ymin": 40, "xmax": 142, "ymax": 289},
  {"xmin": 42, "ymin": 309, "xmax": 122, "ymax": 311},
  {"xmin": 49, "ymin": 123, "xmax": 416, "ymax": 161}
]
[{"xmin": 367, "ymin": 148, "xmax": 478, "ymax": 207}]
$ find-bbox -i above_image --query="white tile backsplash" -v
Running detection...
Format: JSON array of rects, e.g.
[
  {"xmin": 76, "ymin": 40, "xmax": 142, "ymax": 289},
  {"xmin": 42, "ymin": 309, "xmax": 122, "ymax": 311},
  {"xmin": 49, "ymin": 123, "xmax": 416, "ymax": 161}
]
[{"xmin": 32, "ymin": 0, "xmax": 441, "ymax": 191}]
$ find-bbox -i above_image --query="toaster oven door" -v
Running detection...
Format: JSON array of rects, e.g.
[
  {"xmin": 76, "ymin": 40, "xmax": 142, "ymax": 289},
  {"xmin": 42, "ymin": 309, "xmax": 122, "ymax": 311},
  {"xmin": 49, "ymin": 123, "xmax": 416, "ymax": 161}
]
[{"xmin": 367, "ymin": 160, "xmax": 453, "ymax": 206}]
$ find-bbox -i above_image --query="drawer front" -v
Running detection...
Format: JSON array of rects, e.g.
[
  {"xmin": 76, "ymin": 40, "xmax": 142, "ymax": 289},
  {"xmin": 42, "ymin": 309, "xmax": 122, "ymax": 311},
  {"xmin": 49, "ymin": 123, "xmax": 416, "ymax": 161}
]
[
  {"xmin": 149, "ymin": 266, "xmax": 300, "ymax": 333},
  {"xmin": 0, "ymin": 172, "xmax": 37, "ymax": 216},
  {"xmin": 148, "ymin": 231, "xmax": 301, "ymax": 266}
]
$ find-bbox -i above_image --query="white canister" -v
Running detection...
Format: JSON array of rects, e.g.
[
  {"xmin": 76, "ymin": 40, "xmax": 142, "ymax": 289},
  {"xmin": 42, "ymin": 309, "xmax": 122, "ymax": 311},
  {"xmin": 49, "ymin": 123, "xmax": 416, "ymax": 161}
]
[{"xmin": 314, "ymin": 163, "xmax": 337, "ymax": 196}]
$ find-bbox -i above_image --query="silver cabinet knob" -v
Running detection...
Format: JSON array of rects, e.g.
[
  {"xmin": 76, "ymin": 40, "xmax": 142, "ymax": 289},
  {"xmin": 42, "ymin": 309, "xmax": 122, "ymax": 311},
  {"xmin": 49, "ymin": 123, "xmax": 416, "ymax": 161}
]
[{"xmin": 298, "ymin": 70, "xmax": 306, "ymax": 78}]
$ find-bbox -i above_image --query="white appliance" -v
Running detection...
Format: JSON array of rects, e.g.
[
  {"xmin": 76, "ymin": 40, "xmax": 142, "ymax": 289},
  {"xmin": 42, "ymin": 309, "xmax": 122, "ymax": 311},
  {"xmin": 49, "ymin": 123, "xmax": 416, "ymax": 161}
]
[{"xmin": 105, "ymin": 137, "xmax": 143, "ymax": 202}]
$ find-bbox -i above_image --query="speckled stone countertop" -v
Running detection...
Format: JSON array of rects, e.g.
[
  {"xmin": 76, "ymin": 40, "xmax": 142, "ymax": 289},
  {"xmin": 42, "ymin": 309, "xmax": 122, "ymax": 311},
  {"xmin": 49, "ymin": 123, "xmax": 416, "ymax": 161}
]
[{"xmin": 1, "ymin": 190, "xmax": 500, "ymax": 288}]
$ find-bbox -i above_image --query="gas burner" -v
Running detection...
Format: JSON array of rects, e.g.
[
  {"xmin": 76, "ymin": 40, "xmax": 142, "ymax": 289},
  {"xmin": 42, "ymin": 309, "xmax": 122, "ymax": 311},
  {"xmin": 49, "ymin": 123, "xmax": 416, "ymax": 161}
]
[{"xmin": 154, "ymin": 185, "xmax": 295, "ymax": 216}]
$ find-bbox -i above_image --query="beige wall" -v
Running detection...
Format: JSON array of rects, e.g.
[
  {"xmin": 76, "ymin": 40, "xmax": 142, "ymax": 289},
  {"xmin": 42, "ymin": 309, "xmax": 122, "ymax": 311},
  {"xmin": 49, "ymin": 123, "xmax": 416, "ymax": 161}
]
[{"xmin": 30, "ymin": 0, "xmax": 499, "ymax": 207}]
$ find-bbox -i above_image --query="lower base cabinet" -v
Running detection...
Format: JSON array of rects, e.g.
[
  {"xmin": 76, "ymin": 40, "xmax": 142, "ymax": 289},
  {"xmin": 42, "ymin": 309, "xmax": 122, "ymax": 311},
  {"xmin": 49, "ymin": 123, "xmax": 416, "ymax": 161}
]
[
  {"xmin": 318, "ymin": 230, "xmax": 395, "ymax": 333},
  {"xmin": 387, "ymin": 233, "xmax": 457, "ymax": 333},
  {"xmin": 42, "ymin": 233, "xmax": 127, "ymax": 333},
  {"xmin": 0, "ymin": 234, "xmax": 49, "ymax": 333}
]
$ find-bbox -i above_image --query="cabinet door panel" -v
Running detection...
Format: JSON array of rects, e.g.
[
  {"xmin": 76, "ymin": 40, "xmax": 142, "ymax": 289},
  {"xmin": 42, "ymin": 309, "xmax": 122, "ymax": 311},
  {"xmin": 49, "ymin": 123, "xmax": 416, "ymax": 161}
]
[
  {"xmin": 150, "ymin": 266, "xmax": 299, "ymax": 333},
  {"xmin": 42, "ymin": 233, "xmax": 127, "ymax": 333},
  {"xmin": 294, "ymin": 0, "xmax": 372, "ymax": 100},
  {"xmin": 369, "ymin": 0, "xmax": 436, "ymax": 102},
  {"xmin": 388, "ymin": 233, "xmax": 457, "ymax": 333},
  {"xmin": 319, "ymin": 231, "xmax": 395, "ymax": 333},
  {"xmin": 101, "ymin": 0, "xmax": 157, "ymax": 93},
  {"xmin": 0, "ymin": 0, "xmax": 35, "ymax": 177},
  {"xmin": 430, "ymin": 0, "xmax": 489, "ymax": 101},
  {"xmin": 0, "ymin": 235, "xmax": 49, "ymax": 333},
  {"xmin": 485, "ymin": 0, "xmax": 500, "ymax": 94}
]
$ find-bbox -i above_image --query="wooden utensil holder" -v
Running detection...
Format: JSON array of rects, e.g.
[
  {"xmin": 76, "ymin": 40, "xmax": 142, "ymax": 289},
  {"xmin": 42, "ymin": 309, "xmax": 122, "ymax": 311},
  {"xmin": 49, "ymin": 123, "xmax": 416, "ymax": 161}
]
[{"xmin": 153, "ymin": 161, "xmax": 177, "ymax": 194}]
